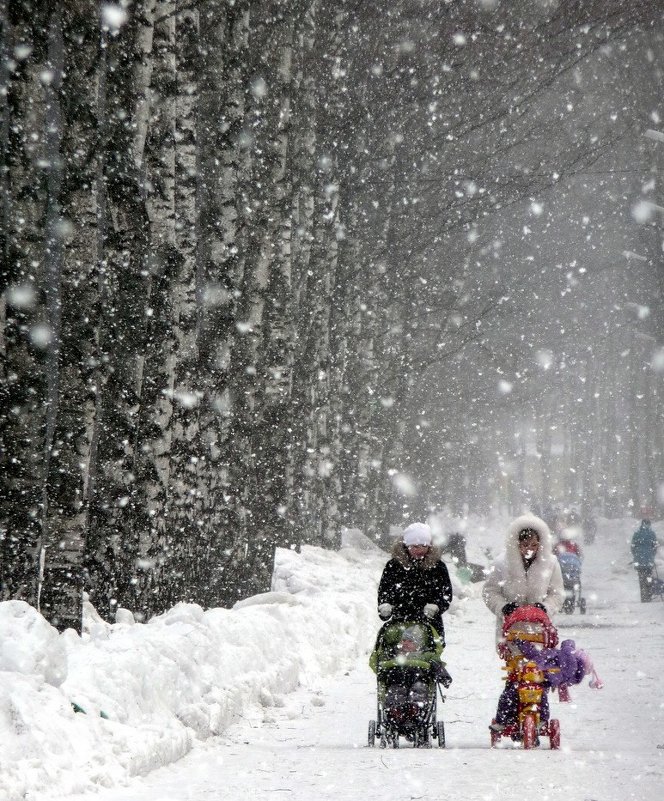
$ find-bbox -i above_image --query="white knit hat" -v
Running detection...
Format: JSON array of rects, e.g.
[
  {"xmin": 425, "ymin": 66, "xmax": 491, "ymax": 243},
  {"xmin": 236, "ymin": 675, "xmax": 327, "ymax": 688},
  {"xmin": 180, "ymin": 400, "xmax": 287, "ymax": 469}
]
[{"xmin": 402, "ymin": 523, "xmax": 432, "ymax": 547}]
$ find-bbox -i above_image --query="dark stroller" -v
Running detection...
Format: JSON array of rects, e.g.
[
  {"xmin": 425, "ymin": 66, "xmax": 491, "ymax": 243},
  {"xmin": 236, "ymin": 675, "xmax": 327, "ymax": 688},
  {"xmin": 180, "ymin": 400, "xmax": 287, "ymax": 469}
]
[
  {"xmin": 654, "ymin": 566, "xmax": 664, "ymax": 601},
  {"xmin": 557, "ymin": 551, "xmax": 586, "ymax": 614},
  {"xmin": 368, "ymin": 620, "xmax": 449, "ymax": 748}
]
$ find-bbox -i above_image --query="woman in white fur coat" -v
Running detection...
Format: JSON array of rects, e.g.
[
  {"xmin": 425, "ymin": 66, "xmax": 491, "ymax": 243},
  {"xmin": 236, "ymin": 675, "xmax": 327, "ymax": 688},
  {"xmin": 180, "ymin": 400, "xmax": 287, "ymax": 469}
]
[{"xmin": 482, "ymin": 513, "xmax": 565, "ymax": 646}]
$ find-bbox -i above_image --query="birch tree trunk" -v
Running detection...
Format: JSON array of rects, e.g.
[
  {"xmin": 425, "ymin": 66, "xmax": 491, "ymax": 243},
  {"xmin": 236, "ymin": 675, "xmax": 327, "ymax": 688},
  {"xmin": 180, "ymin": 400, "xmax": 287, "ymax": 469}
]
[
  {"xmin": 85, "ymin": 7, "xmax": 151, "ymax": 620},
  {"xmin": 0, "ymin": 1, "xmax": 49, "ymax": 603},
  {"xmin": 288, "ymin": 0, "xmax": 362, "ymax": 550},
  {"xmin": 218, "ymin": 0, "xmax": 292, "ymax": 597},
  {"xmin": 131, "ymin": 0, "xmax": 177, "ymax": 617},
  {"xmin": 193, "ymin": 0, "xmax": 251, "ymax": 607},
  {"xmin": 33, "ymin": 8, "xmax": 67, "ymax": 625},
  {"xmin": 244, "ymin": 1, "xmax": 305, "ymax": 579},
  {"xmin": 153, "ymin": 2, "xmax": 202, "ymax": 608}
]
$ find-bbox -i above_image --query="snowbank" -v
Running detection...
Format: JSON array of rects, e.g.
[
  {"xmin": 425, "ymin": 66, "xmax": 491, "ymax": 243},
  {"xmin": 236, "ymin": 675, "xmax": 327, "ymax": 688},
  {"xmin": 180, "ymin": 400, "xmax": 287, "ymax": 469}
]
[{"xmin": 0, "ymin": 534, "xmax": 388, "ymax": 801}]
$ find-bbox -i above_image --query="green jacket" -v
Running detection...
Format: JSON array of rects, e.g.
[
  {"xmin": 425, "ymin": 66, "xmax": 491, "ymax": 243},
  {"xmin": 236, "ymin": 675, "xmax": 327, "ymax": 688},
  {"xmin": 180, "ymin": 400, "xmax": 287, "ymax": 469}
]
[{"xmin": 369, "ymin": 620, "xmax": 443, "ymax": 674}]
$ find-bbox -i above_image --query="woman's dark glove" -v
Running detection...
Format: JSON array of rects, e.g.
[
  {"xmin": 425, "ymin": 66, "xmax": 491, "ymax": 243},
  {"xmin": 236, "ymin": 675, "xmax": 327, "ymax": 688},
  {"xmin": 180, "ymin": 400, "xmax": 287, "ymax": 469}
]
[
  {"xmin": 501, "ymin": 602, "xmax": 519, "ymax": 617},
  {"xmin": 532, "ymin": 602, "xmax": 547, "ymax": 613}
]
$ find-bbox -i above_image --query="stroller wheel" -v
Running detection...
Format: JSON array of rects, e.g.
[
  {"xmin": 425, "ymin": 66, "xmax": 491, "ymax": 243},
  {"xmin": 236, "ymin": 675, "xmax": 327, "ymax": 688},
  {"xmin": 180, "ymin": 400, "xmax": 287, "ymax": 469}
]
[
  {"xmin": 368, "ymin": 720, "xmax": 376, "ymax": 747},
  {"xmin": 415, "ymin": 727, "xmax": 431, "ymax": 748},
  {"xmin": 579, "ymin": 598, "xmax": 587, "ymax": 614},
  {"xmin": 437, "ymin": 721, "xmax": 446, "ymax": 749}
]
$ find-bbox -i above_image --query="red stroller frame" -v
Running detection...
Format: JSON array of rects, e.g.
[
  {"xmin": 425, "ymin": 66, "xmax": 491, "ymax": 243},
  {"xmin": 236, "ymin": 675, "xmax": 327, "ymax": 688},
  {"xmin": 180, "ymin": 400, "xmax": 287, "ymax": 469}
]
[{"xmin": 490, "ymin": 606, "xmax": 561, "ymax": 750}]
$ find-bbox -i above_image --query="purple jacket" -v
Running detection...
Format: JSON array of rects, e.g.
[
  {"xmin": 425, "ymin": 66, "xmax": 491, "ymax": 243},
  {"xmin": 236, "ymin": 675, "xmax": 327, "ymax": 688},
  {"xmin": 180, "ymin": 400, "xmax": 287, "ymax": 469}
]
[{"xmin": 514, "ymin": 638, "xmax": 586, "ymax": 687}]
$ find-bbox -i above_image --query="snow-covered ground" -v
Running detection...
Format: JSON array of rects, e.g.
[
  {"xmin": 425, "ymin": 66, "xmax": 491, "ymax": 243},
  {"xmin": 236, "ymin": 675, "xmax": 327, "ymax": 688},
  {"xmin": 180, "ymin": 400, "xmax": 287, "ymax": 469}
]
[{"xmin": 2, "ymin": 515, "xmax": 663, "ymax": 801}]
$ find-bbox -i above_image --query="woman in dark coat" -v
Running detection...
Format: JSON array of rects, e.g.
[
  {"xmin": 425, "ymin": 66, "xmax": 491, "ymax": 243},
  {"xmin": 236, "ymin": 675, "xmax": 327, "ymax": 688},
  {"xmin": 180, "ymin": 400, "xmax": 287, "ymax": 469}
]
[{"xmin": 377, "ymin": 522, "xmax": 453, "ymax": 645}]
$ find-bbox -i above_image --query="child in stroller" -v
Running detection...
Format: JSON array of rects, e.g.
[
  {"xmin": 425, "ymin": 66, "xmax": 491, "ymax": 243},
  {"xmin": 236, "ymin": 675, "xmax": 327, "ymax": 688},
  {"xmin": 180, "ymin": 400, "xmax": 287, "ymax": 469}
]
[
  {"xmin": 556, "ymin": 549, "xmax": 586, "ymax": 614},
  {"xmin": 368, "ymin": 620, "xmax": 451, "ymax": 748}
]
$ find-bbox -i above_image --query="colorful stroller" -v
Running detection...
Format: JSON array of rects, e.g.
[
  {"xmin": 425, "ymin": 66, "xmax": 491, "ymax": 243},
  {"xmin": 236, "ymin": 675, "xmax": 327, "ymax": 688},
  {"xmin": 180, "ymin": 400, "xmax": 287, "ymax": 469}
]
[
  {"xmin": 368, "ymin": 620, "xmax": 449, "ymax": 748},
  {"xmin": 490, "ymin": 606, "xmax": 561, "ymax": 750},
  {"xmin": 557, "ymin": 550, "xmax": 586, "ymax": 614}
]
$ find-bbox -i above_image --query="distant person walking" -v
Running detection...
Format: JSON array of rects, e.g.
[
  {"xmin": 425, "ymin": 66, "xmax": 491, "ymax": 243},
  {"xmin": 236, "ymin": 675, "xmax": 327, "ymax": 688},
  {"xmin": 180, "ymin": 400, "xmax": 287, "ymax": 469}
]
[
  {"xmin": 631, "ymin": 511, "xmax": 658, "ymax": 602},
  {"xmin": 581, "ymin": 503, "xmax": 597, "ymax": 545}
]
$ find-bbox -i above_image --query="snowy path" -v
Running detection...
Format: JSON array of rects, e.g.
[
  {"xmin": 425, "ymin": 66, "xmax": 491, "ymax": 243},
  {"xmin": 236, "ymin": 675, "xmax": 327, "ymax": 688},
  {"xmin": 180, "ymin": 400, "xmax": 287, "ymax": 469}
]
[{"xmin": 61, "ymin": 577, "xmax": 664, "ymax": 801}]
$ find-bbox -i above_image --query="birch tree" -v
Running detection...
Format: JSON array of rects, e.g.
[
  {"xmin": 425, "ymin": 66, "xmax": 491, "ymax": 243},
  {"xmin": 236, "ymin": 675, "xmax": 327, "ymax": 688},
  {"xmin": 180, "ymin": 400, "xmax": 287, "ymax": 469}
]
[
  {"xmin": 0, "ymin": 1, "xmax": 50, "ymax": 602},
  {"xmin": 38, "ymin": 3, "xmax": 102, "ymax": 632},
  {"xmin": 194, "ymin": 0, "xmax": 251, "ymax": 608},
  {"xmin": 84, "ymin": 6, "xmax": 151, "ymax": 620}
]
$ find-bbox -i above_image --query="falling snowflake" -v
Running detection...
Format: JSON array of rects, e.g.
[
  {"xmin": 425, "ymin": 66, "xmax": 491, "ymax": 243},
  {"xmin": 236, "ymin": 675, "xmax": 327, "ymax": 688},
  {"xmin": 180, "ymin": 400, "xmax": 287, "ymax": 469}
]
[
  {"xmin": 391, "ymin": 472, "xmax": 417, "ymax": 497},
  {"xmin": 101, "ymin": 4, "xmax": 128, "ymax": 32},
  {"xmin": 6, "ymin": 284, "xmax": 36, "ymax": 310},
  {"xmin": 632, "ymin": 200, "xmax": 654, "ymax": 224}
]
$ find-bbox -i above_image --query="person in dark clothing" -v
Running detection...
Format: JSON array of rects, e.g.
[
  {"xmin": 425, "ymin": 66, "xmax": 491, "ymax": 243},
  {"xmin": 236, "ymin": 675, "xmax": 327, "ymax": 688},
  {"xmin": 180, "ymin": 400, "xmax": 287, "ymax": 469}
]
[
  {"xmin": 631, "ymin": 514, "xmax": 659, "ymax": 602},
  {"xmin": 377, "ymin": 522, "xmax": 453, "ymax": 645},
  {"xmin": 444, "ymin": 532, "xmax": 468, "ymax": 566}
]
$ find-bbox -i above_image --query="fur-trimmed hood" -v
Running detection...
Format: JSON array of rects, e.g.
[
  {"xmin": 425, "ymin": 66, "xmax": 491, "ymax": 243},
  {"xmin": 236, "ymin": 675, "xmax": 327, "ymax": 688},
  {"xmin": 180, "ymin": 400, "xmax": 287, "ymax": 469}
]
[
  {"xmin": 391, "ymin": 539, "xmax": 443, "ymax": 570},
  {"xmin": 482, "ymin": 513, "xmax": 565, "ymax": 639},
  {"xmin": 504, "ymin": 513, "xmax": 555, "ymax": 573}
]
